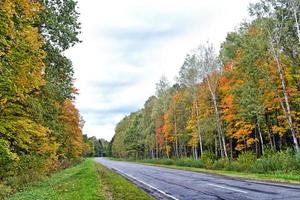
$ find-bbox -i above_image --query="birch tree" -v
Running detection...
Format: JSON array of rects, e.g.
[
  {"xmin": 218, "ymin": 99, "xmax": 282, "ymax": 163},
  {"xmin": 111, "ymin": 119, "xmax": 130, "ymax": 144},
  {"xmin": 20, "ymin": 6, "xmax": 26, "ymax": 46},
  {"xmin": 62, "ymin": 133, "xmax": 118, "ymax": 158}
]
[
  {"xmin": 250, "ymin": 0, "xmax": 300, "ymax": 151},
  {"xmin": 178, "ymin": 54, "xmax": 204, "ymax": 157},
  {"xmin": 195, "ymin": 44, "xmax": 228, "ymax": 158}
]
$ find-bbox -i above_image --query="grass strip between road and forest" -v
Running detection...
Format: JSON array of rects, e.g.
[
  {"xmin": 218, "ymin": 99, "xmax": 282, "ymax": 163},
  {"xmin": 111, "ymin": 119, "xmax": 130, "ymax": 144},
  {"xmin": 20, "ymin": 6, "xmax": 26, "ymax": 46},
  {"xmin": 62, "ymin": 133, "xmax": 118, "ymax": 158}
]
[
  {"xmin": 110, "ymin": 158, "xmax": 300, "ymax": 185},
  {"xmin": 8, "ymin": 159, "xmax": 152, "ymax": 200}
]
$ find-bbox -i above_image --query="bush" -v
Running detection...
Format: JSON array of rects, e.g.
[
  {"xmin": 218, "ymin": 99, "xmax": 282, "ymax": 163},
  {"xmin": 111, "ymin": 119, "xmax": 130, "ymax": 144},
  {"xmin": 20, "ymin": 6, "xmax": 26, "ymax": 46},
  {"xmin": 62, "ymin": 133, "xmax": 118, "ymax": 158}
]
[
  {"xmin": 0, "ymin": 139, "xmax": 18, "ymax": 178},
  {"xmin": 201, "ymin": 151, "xmax": 216, "ymax": 169},
  {"xmin": 212, "ymin": 158, "xmax": 231, "ymax": 170},
  {"xmin": 142, "ymin": 158, "xmax": 174, "ymax": 165},
  {"xmin": 0, "ymin": 182, "xmax": 12, "ymax": 199},
  {"xmin": 159, "ymin": 159, "xmax": 174, "ymax": 165},
  {"xmin": 6, "ymin": 155, "xmax": 48, "ymax": 189},
  {"xmin": 251, "ymin": 149, "xmax": 298, "ymax": 173},
  {"xmin": 174, "ymin": 158, "xmax": 204, "ymax": 168},
  {"xmin": 291, "ymin": 151, "xmax": 300, "ymax": 170},
  {"xmin": 235, "ymin": 151, "xmax": 256, "ymax": 172}
]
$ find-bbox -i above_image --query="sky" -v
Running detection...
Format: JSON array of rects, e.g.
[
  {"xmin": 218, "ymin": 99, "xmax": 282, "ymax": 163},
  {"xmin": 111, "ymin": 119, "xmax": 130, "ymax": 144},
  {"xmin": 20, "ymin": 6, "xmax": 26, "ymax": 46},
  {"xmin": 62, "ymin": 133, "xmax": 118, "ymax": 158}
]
[{"xmin": 65, "ymin": 0, "xmax": 258, "ymax": 141}]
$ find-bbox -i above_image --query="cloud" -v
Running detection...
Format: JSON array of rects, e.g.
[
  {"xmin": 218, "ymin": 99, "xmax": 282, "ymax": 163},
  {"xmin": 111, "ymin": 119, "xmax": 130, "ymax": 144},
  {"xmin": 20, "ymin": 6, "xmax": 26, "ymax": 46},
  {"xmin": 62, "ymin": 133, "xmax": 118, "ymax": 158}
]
[
  {"xmin": 66, "ymin": 0, "xmax": 258, "ymax": 141},
  {"xmin": 89, "ymin": 78, "xmax": 140, "ymax": 94},
  {"xmin": 104, "ymin": 26, "xmax": 184, "ymax": 41}
]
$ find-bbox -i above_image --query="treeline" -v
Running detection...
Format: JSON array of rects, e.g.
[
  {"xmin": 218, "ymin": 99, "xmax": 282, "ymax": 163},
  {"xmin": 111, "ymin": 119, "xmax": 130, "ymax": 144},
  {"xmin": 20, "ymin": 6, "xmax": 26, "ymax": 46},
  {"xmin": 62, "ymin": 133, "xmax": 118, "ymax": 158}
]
[
  {"xmin": 0, "ymin": 0, "xmax": 85, "ymax": 196},
  {"xmin": 111, "ymin": 0, "xmax": 300, "ymax": 160},
  {"xmin": 83, "ymin": 135, "xmax": 110, "ymax": 157}
]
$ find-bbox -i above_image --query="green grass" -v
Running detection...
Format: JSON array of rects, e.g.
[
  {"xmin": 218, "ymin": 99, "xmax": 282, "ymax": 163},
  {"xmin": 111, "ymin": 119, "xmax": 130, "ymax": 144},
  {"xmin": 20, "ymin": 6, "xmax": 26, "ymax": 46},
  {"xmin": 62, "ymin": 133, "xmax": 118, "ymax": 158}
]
[
  {"xmin": 8, "ymin": 159, "xmax": 152, "ymax": 200},
  {"xmin": 95, "ymin": 163, "xmax": 152, "ymax": 200}
]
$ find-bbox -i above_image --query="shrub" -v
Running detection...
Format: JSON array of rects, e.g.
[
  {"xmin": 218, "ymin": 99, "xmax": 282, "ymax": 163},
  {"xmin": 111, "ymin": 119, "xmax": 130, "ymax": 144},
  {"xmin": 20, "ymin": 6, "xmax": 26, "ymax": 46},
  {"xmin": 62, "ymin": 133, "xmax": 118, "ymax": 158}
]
[
  {"xmin": 184, "ymin": 158, "xmax": 204, "ymax": 168},
  {"xmin": 201, "ymin": 151, "xmax": 216, "ymax": 169},
  {"xmin": 212, "ymin": 158, "xmax": 231, "ymax": 170},
  {"xmin": 0, "ymin": 182, "xmax": 12, "ymax": 199},
  {"xmin": 235, "ymin": 151, "xmax": 256, "ymax": 172},
  {"xmin": 251, "ymin": 149, "xmax": 298, "ymax": 173},
  {"xmin": 160, "ymin": 159, "xmax": 174, "ymax": 165},
  {"xmin": 174, "ymin": 158, "xmax": 203, "ymax": 168},
  {"xmin": 0, "ymin": 139, "xmax": 18, "ymax": 178},
  {"xmin": 142, "ymin": 158, "xmax": 174, "ymax": 165},
  {"xmin": 6, "ymin": 155, "xmax": 47, "ymax": 189},
  {"xmin": 224, "ymin": 161, "xmax": 240, "ymax": 171},
  {"xmin": 291, "ymin": 151, "xmax": 300, "ymax": 171}
]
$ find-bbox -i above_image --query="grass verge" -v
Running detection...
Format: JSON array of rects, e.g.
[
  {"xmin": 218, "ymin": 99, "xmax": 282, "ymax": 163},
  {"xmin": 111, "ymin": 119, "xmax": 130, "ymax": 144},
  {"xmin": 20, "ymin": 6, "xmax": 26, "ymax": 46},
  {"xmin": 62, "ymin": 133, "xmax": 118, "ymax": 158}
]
[
  {"xmin": 95, "ymin": 162, "xmax": 152, "ymax": 200},
  {"xmin": 7, "ymin": 159, "xmax": 152, "ymax": 200}
]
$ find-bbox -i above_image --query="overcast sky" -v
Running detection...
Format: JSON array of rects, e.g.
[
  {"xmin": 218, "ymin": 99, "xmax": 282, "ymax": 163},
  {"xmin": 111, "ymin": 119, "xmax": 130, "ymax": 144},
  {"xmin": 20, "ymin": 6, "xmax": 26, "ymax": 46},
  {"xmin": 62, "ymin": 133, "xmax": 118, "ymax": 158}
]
[{"xmin": 65, "ymin": 0, "xmax": 258, "ymax": 141}]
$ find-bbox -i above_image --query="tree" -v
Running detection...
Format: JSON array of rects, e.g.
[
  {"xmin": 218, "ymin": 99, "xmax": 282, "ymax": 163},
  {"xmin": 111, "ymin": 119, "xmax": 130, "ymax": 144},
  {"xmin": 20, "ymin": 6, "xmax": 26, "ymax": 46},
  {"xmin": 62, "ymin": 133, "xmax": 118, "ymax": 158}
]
[
  {"xmin": 0, "ymin": 0, "xmax": 51, "ymax": 159},
  {"xmin": 195, "ymin": 44, "xmax": 228, "ymax": 158},
  {"xmin": 142, "ymin": 96, "xmax": 157, "ymax": 158},
  {"xmin": 178, "ymin": 54, "xmax": 203, "ymax": 157},
  {"xmin": 0, "ymin": 0, "xmax": 83, "ymax": 188},
  {"xmin": 152, "ymin": 76, "xmax": 172, "ymax": 157},
  {"xmin": 250, "ymin": 0, "xmax": 300, "ymax": 150},
  {"xmin": 58, "ymin": 100, "xmax": 83, "ymax": 159}
]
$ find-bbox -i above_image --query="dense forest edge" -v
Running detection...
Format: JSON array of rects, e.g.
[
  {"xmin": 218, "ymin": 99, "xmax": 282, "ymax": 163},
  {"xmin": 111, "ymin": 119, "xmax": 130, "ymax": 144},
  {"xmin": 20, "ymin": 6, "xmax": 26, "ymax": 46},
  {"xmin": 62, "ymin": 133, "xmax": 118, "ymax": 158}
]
[
  {"xmin": 0, "ymin": 0, "xmax": 107, "ymax": 198},
  {"xmin": 110, "ymin": 0, "xmax": 300, "ymax": 175}
]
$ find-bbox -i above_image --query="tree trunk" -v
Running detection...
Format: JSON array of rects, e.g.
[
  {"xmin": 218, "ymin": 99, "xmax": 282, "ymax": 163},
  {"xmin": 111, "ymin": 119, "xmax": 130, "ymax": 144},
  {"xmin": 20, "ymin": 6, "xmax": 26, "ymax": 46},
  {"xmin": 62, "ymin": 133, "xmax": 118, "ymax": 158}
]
[
  {"xmin": 195, "ymin": 101, "xmax": 203, "ymax": 156},
  {"xmin": 255, "ymin": 128, "xmax": 258, "ymax": 156},
  {"xmin": 184, "ymin": 145, "xmax": 187, "ymax": 157},
  {"xmin": 206, "ymin": 77, "xmax": 228, "ymax": 158},
  {"xmin": 293, "ymin": 6, "xmax": 300, "ymax": 44},
  {"xmin": 265, "ymin": 112, "xmax": 275, "ymax": 150},
  {"xmin": 270, "ymin": 40, "xmax": 299, "ymax": 151},
  {"xmin": 218, "ymin": 132, "xmax": 224, "ymax": 158},
  {"xmin": 215, "ymin": 136, "xmax": 218, "ymax": 157},
  {"xmin": 174, "ymin": 115, "xmax": 179, "ymax": 158},
  {"xmin": 257, "ymin": 120, "xmax": 264, "ymax": 155},
  {"xmin": 192, "ymin": 146, "xmax": 195, "ymax": 159},
  {"xmin": 155, "ymin": 140, "xmax": 158, "ymax": 158},
  {"xmin": 230, "ymin": 138, "xmax": 233, "ymax": 159}
]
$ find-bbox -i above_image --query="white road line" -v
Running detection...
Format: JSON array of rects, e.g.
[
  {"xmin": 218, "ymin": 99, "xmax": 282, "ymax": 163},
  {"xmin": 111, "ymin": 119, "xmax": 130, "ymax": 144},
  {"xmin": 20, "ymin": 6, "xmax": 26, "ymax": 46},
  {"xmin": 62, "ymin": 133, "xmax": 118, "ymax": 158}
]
[
  {"xmin": 113, "ymin": 168, "xmax": 180, "ymax": 200},
  {"xmin": 207, "ymin": 183, "xmax": 248, "ymax": 194}
]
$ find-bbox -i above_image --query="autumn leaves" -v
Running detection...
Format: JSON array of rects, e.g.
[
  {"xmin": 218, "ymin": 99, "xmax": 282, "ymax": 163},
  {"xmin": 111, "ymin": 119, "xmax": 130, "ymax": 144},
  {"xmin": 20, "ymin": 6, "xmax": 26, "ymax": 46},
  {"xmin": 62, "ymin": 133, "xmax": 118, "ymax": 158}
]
[
  {"xmin": 0, "ymin": 0, "xmax": 83, "ymax": 192},
  {"xmin": 111, "ymin": 0, "xmax": 300, "ymax": 160}
]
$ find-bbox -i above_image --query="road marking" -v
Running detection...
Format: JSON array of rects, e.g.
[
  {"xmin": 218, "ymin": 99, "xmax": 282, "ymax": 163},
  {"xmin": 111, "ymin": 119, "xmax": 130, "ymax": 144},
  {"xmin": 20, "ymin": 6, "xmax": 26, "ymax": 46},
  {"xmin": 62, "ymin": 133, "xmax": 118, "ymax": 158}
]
[
  {"xmin": 207, "ymin": 183, "xmax": 248, "ymax": 194},
  {"xmin": 113, "ymin": 168, "xmax": 180, "ymax": 200}
]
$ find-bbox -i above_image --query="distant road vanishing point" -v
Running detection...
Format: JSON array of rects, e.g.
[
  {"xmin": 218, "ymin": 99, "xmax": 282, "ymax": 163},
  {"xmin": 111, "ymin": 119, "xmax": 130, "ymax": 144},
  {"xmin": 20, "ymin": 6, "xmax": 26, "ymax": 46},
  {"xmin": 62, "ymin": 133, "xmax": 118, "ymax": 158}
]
[{"xmin": 95, "ymin": 158, "xmax": 300, "ymax": 200}]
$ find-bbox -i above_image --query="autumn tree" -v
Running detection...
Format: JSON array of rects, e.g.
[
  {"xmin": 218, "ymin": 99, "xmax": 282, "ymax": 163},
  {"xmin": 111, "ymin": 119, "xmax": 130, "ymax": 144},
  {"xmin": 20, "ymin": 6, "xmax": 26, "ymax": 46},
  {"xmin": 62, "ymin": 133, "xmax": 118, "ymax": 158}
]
[
  {"xmin": 250, "ymin": 0, "xmax": 300, "ymax": 150},
  {"xmin": 195, "ymin": 44, "xmax": 228, "ymax": 158},
  {"xmin": 0, "ymin": 0, "xmax": 83, "ymax": 189}
]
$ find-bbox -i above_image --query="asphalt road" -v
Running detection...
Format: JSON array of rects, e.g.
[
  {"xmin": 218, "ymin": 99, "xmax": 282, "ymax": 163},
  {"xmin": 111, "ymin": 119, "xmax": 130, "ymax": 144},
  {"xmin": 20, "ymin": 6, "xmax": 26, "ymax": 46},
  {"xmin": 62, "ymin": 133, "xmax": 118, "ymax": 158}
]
[{"xmin": 95, "ymin": 158, "xmax": 300, "ymax": 200}]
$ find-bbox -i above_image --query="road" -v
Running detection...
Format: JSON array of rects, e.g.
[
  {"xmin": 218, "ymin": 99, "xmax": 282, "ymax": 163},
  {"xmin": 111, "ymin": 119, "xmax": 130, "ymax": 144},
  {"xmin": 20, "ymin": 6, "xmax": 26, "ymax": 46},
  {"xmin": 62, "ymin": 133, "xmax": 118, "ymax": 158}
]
[{"xmin": 95, "ymin": 158, "xmax": 300, "ymax": 200}]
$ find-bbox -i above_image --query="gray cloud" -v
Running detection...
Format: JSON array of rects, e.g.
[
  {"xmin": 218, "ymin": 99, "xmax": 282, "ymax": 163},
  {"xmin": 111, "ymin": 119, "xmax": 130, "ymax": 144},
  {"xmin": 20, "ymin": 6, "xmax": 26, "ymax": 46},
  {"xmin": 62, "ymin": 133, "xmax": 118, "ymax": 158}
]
[
  {"xmin": 105, "ymin": 26, "xmax": 186, "ymax": 41},
  {"xmin": 89, "ymin": 78, "xmax": 140, "ymax": 93},
  {"xmin": 81, "ymin": 105, "xmax": 139, "ymax": 126},
  {"xmin": 81, "ymin": 105, "xmax": 139, "ymax": 115},
  {"xmin": 67, "ymin": 0, "xmax": 256, "ymax": 140},
  {"xmin": 99, "ymin": 14, "xmax": 200, "ymax": 67}
]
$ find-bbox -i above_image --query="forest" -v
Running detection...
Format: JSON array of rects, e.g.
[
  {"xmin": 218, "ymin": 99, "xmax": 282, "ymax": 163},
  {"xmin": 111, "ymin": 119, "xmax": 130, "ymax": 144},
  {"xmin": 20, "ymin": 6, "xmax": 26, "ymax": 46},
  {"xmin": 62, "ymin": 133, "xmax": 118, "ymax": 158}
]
[
  {"xmin": 0, "ymin": 0, "xmax": 94, "ymax": 196},
  {"xmin": 111, "ymin": 0, "xmax": 300, "ymax": 162}
]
